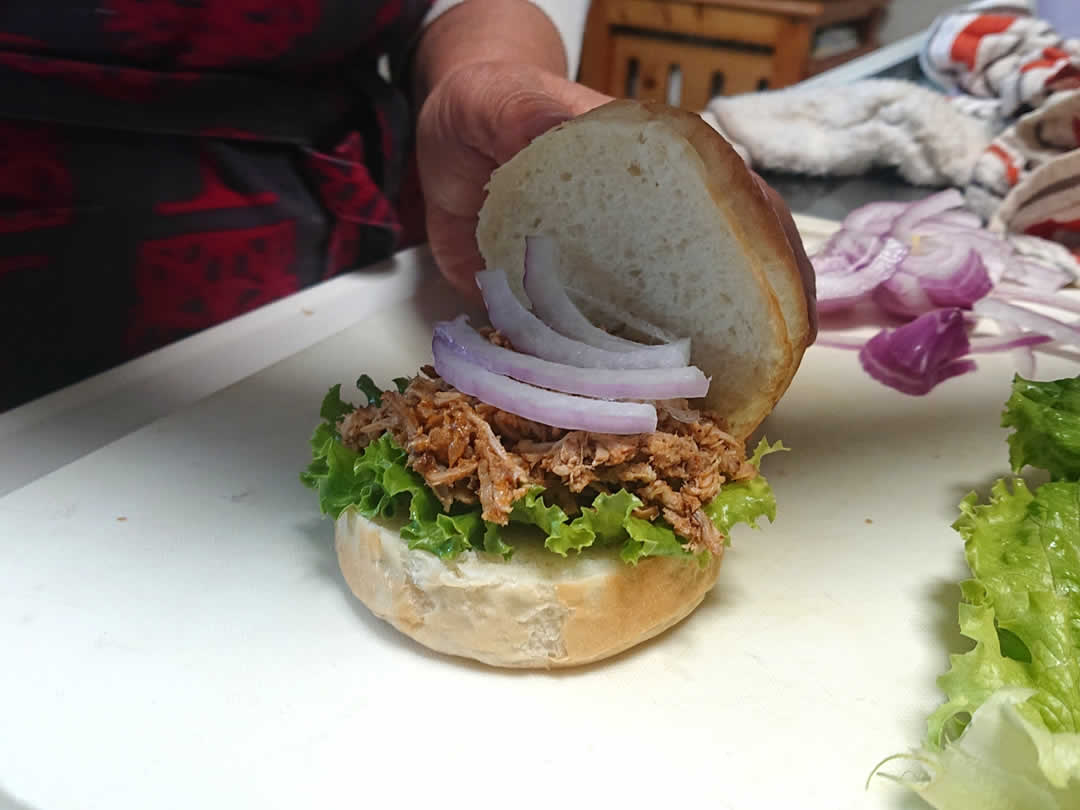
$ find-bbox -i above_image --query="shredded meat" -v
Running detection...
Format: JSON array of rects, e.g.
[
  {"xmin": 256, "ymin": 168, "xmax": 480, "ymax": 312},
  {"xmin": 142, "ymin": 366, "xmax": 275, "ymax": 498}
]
[{"xmin": 339, "ymin": 371, "xmax": 753, "ymax": 554}]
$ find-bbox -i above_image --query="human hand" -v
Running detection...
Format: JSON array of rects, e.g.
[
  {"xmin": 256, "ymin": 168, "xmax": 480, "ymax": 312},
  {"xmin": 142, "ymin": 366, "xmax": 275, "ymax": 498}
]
[
  {"xmin": 416, "ymin": 60, "xmax": 611, "ymax": 296},
  {"xmin": 416, "ymin": 62, "xmax": 815, "ymax": 341}
]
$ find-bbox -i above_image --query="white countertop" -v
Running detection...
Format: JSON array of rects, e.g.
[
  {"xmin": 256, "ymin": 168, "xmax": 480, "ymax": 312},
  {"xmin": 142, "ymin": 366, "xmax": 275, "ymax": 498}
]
[
  {"xmin": 0, "ymin": 247, "xmax": 430, "ymax": 498},
  {"xmin": 3, "ymin": 218, "xmax": 1076, "ymax": 810}
]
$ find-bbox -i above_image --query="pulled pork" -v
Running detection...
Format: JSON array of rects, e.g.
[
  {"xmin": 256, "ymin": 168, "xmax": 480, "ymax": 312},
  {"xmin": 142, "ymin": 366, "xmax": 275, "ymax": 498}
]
[{"xmin": 339, "ymin": 370, "xmax": 756, "ymax": 554}]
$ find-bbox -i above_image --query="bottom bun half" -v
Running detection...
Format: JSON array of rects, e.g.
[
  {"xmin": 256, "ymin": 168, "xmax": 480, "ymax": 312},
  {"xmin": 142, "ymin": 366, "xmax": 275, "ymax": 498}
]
[{"xmin": 335, "ymin": 509, "xmax": 723, "ymax": 669}]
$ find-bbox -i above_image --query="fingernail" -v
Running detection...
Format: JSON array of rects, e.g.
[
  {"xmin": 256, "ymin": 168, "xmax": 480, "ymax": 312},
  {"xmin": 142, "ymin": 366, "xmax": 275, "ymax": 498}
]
[{"xmin": 521, "ymin": 105, "xmax": 572, "ymax": 143}]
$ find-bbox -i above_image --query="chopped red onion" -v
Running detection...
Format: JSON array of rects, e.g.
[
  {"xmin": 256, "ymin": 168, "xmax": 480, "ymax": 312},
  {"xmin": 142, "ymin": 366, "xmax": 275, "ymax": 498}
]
[
  {"xmin": 1013, "ymin": 339, "xmax": 1037, "ymax": 380},
  {"xmin": 976, "ymin": 325, "xmax": 1042, "ymax": 379},
  {"xmin": 991, "ymin": 283, "xmax": 1080, "ymax": 314},
  {"xmin": 967, "ymin": 332, "xmax": 1053, "ymax": 353},
  {"xmin": 811, "ymin": 191, "xmax": 1079, "ymax": 396},
  {"xmin": 817, "ymin": 238, "xmax": 907, "ymax": 314},
  {"xmin": 873, "ymin": 267, "xmax": 934, "ymax": 319},
  {"xmin": 841, "ymin": 201, "xmax": 907, "ymax": 235},
  {"xmin": 820, "ymin": 229, "xmax": 884, "ymax": 266},
  {"xmin": 873, "ymin": 242, "xmax": 991, "ymax": 317},
  {"xmin": 562, "ymin": 287, "xmax": 682, "ymax": 345},
  {"xmin": 913, "ymin": 222, "xmax": 1011, "ymax": 282},
  {"xmin": 898, "ymin": 232, "xmax": 979, "ymax": 275},
  {"xmin": 973, "ymin": 298, "xmax": 1080, "ymax": 346},
  {"xmin": 477, "ymin": 268, "xmax": 691, "ymax": 369},
  {"xmin": 522, "ymin": 236, "xmax": 648, "ymax": 352},
  {"xmin": 999, "ymin": 258, "xmax": 1073, "ymax": 292},
  {"xmin": 434, "ymin": 316, "xmax": 710, "ymax": 400},
  {"xmin": 819, "ymin": 327, "xmax": 1051, "ymax": 355},
  {"xmin": 814, "ymin": 304, "xmax": 1062, "ymax": 396},
  {"xmin": 858, "ymin": 308, "xmax": 975, "ymax": 396},
  {"xmin": 890, "ymin": 189, "xmax": 966, "ymax": 237},
  {"xmin": 432, "ymin": 336, "xmax": 658, "ymax": 434},
  {"xmin": 925, "ymin": 209, "xmax": 983, "ymax": 229},
  {"xmin": 915, "ymin": 249, "xmax": 993, "ymax": 308}
]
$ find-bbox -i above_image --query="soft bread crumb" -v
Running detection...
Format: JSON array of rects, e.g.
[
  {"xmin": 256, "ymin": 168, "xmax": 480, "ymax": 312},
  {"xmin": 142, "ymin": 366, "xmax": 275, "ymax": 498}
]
[{"xmin": 477, "ymin": 100, "xmax": 810, "ymax": 438}]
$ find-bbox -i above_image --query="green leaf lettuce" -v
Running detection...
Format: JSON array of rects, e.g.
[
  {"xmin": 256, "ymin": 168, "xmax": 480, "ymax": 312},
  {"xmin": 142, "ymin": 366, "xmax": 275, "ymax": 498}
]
[
  {"xmin": 301, "ymin": 384, "xmax": 781, "ymax": 565},
  {"xmin": 880, "ymin": 376, "xmax": 1080, "ymax": 808},
  {"xmin": 1003, "ymin": 374, "xmax": 1080, "ymax": 480}
]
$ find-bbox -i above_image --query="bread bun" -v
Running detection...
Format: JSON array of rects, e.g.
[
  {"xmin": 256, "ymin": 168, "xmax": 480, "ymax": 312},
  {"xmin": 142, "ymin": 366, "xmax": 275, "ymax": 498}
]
[
  {"xmin": 477, "ymin": 99, "xmax": 811, "ymax": 439},
  {"xmin": 333, "ymin": 101, "xmax": 809, "ymax": 669},
  {"xmin": 335, "ymin": 510, "xmax": 722, "ymax": 668}
]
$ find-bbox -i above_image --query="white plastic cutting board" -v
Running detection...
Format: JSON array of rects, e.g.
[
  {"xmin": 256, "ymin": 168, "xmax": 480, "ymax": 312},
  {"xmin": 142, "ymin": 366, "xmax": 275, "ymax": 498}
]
[{"xmin": 3, "ymin": 236, "xmax": 1078, "ymax": 810}]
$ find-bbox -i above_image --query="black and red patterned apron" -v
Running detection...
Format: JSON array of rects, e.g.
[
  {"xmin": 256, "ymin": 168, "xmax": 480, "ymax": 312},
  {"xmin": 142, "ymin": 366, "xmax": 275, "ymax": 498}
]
[{"xmin": 0, "ymin": 0, "xmax": 433, "ymax": 408}]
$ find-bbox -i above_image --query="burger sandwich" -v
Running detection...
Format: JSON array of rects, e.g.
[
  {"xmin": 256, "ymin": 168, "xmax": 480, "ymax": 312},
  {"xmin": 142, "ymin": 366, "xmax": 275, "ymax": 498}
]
[{"xmin": 301, "ymin": 100, "xmax": 813, "ymax": 668}]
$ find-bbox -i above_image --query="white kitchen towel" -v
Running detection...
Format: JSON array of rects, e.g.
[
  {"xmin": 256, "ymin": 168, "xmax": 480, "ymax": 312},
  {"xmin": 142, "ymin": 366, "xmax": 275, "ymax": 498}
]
[
  {"xmin": 920, "ymin": 2, "xmax": 1080, "ymax": 263},
  {"xmin": 968, "ymin": 88, "xmax": 1080, "ymax": 251},
  {"xmin": 703, "ymin": 79, "xmax": 994, "ymax": 187},
  {"xmin": 921, "ymin": 0, "xmax": 1080, "ymax": 119}
]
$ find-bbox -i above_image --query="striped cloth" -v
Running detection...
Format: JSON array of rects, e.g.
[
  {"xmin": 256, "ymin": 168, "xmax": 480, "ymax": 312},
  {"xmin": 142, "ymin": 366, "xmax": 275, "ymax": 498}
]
[{"xmin": 923, "ymin": 0, "xmax": 1080, "ymax": 265}]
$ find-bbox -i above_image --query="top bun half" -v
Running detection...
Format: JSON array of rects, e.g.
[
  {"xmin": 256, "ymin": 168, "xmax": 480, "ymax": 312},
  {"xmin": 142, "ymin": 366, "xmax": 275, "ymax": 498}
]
[{"xmin": 476, "ymin": 100, "xmax": 812, "ymax": 439}]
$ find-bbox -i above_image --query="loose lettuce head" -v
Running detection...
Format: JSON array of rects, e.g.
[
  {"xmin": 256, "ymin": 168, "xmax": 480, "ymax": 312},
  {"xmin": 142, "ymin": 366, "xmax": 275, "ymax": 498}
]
[
  {"xmin": 878, "ymin": 376, "xmax": 1080, "ymax": 808},
  {"xmin": 301, "ymin": 382, "xmax": 783, "ymax": 564}
]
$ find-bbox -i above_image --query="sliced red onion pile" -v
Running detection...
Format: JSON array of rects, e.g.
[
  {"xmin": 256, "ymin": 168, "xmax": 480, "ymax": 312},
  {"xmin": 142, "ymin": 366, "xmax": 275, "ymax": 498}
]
[
  {"xmin": 432, "ymin": 236, "xmax": 707, "ymax": 434},
  {"xmin": 521, "ymin": 237, "xmax": 652, "ymax": 354},
  {"xmin": 476, "ymin": 264, "xmax": 690, "ymax": 369},
  {"xmin": 434, "ymin": 315, "xmax": 709, "ymax": 400},
  {"xmin": 433, "ymin": 339, "xmax": 659, "ymax": 434},
  {"xmin": 812, "ymin": 190, "xmax": 1079, "ymax": 395}
]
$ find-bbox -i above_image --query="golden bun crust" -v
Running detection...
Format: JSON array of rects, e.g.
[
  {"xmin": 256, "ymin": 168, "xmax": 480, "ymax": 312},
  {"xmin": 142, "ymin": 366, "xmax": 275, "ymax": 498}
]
[{"xmin": 335, "ymin": 510, "xmax": 722, "ymax": 669}]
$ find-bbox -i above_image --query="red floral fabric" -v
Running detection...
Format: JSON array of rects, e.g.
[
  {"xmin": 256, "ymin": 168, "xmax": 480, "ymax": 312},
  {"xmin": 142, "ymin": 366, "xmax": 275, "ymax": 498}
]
[
  {"xmin": 0, "ymin": 121, "xmax": 73, "ymax": 237},
  {"xmin": 0, "ymin": 0, "xmax": 433, "ymax": 409},
  {"xmin": 128, "ymin": 221, "xmax": 300, "ymax": 349},
  {"xmin": 104, "ymin": 0, "xmax": 322, "ymax": 66}
]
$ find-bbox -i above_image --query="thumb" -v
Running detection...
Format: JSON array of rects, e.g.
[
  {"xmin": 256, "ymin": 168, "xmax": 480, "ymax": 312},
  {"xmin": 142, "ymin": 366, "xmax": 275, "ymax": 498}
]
[
  {"xmin": 501, "ymin": 99, "xmax": 573, "ymax": 161},
  {"xmin": 479, "ymin": 86, "xmax": 574, "ymax": 165},
  {"xmin": 484, "ymin": 72, "xmax": 613, "ymax": 163}
]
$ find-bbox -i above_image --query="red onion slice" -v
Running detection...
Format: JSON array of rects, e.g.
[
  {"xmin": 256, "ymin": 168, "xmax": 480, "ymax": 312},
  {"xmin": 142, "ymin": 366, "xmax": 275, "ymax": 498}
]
[
  {"xmin": 912, "ymin": 224, "xmax": 1011, "ymax": 284},
  {"xmin": 477, "ymin": 268, "xmax": 690, "ymax": 369},
  {"xmin": 1002, "ymin": 258, "xmax": 1073, "ymax": 291},
  {"xmin": 819, "ymin": 230, "xmax": 884, "ymax": 266},
  {"xmin": 432, "ymin": 336, "xmax": 658, "ymax": 434},
  {"xmin": 899, "ymin": 233, "xmax": 976, "ymax": 275},
  {"xmin": 816, "ymin": 237, "xmax": 907, "ymax": 313},
  {"xmin": 875, "ymin": 250, "xmax": 991, "ymax": 319},
  {"xmin": 967, "ymin": 332, "xmax": 1053, "ymax": 353},
  {"xmin": 841, "ymin": 201, "xmax": 907, "ymax": 235},
  {"xmin": 890, "ymin": 189, "xmax": 965, "ymax": 237},
  {"xmin": 434, "ymin": 316, "xmax": 710, "ymax": 400},
  {"xmin": 522, "ymin": 236, "xmax": 648, "ymax": 352},
  {"xmin": 1013, "ymin": 337, "xmax": 1037, "ymax": 380},
  {"xmin": 858, "ymin": 308, "xmax": 975, "ymax": 396},
  {"xmin": 991, "ymin": 283, "xmax": 1080, "ymax": 314},
  {"xmin": 973, "ymin": 298, "xmax": 1080, "ymax": 346},
  {"xmin": 916, "ymin": 249, "xmax": 993, "ymax": 308},
  {"xmin": 810, "ymin": 190, "xmax": 1080, "ymax": 395},
  {"xmin": 974, "ymin": 325, "xmax": 1044, "ymax": 379},
  {"xmin": 562, "ymin": 286, "xmax": 682, "ymax": 344},
  {"xmin": 874, "ymin": 268, "xmax": 935, "ymax": 319},
  {"xmin": 925, "ymin": 209, "xmax": 983, "ymax": 229}
]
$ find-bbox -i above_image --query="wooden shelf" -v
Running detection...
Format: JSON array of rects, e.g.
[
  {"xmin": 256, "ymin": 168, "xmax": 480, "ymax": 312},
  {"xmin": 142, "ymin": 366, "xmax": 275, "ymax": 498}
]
[{"xmin": 579, "ymin": 0, "xmax": 891, "ymax": 110}]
